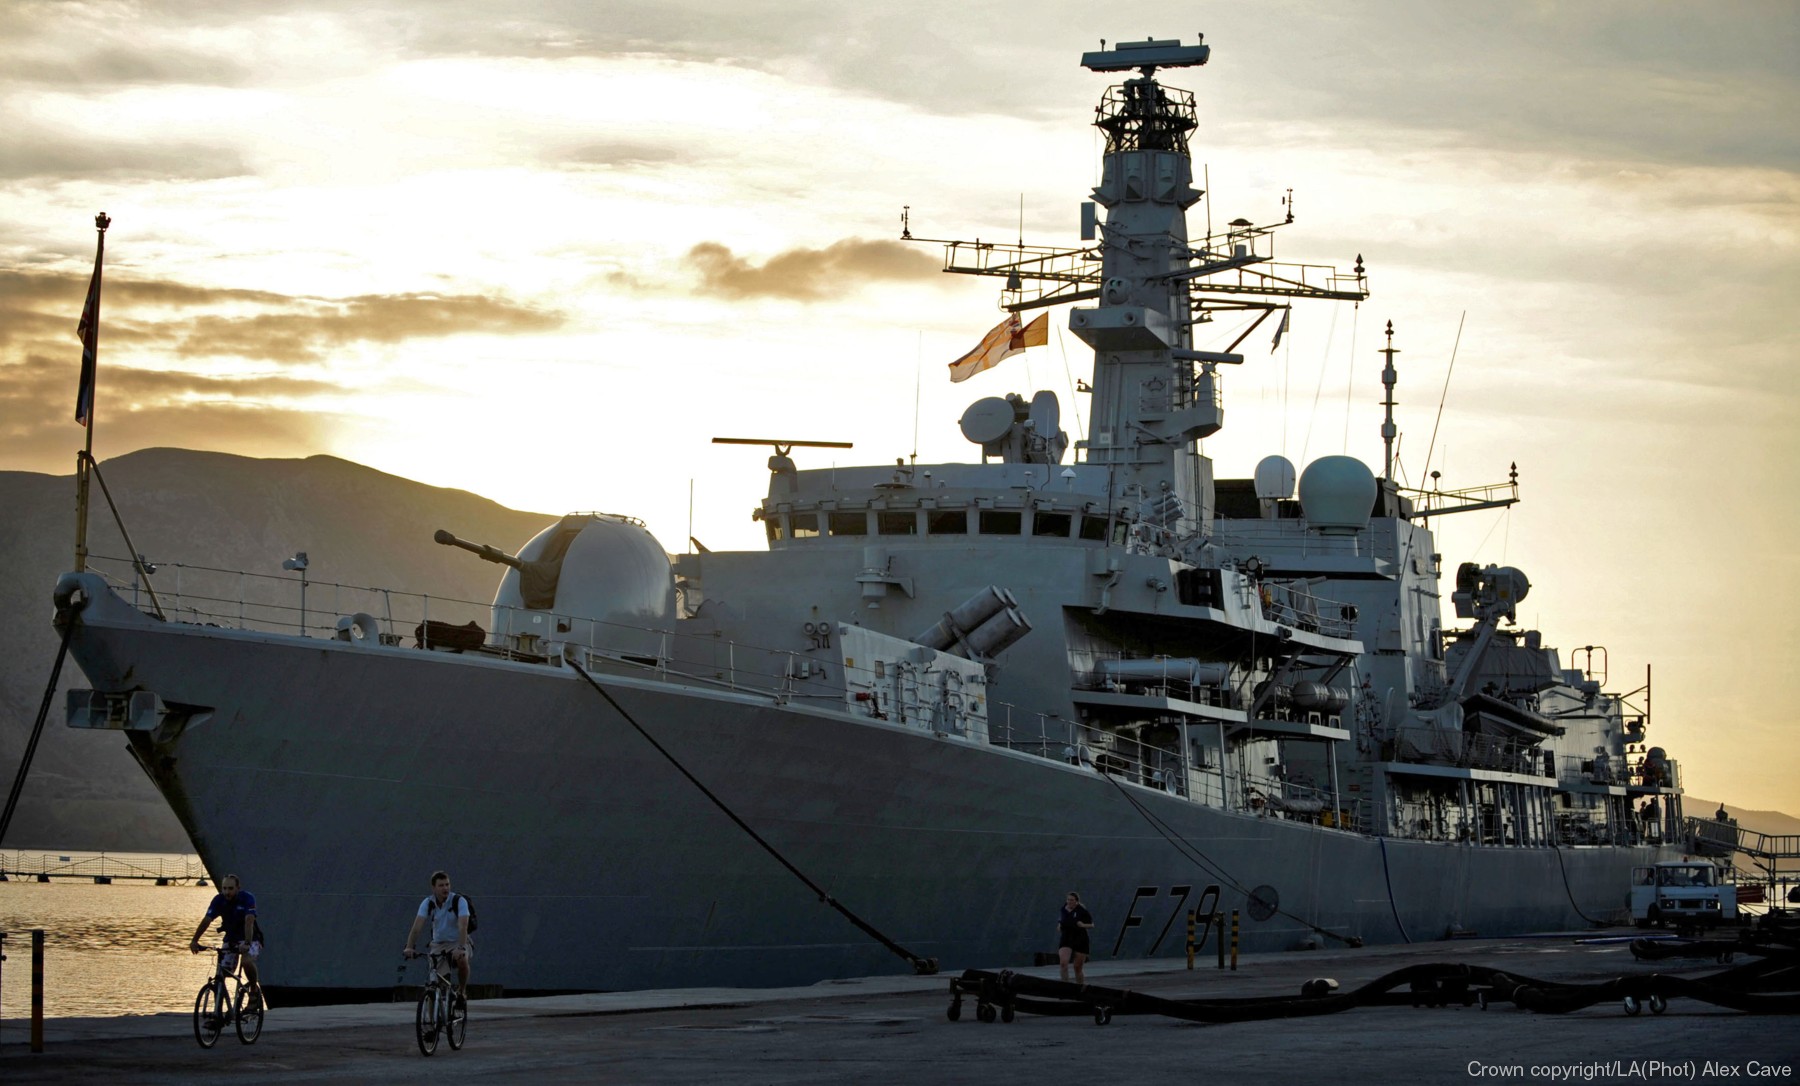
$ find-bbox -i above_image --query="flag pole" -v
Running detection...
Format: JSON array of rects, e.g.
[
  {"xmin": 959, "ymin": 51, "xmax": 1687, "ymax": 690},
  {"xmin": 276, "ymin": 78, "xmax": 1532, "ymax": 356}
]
[{"xmin": 73, "ymin": 212, "xmax": 111, "ymax": 574}]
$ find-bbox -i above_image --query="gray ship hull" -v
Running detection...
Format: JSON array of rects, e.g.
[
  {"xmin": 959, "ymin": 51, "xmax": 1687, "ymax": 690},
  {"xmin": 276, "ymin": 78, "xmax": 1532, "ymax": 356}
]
[{"xmin": 65, "ymin": 581, "xmax": 1658, "ymax": 994}]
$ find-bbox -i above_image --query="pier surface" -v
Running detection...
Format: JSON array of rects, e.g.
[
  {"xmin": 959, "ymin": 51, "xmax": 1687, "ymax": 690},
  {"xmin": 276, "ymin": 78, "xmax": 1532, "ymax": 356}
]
[{"xmin": 4, "ymin": 935, "xmax": 1796, "ymax": 1084}]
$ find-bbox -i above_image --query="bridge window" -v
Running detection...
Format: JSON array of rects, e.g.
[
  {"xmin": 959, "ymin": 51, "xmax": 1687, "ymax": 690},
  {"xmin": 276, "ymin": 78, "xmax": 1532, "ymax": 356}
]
[
  {"xmin": 979, "ymin": 511, "xmax": 1022, "ymax": 535},
  {"xmin": 877, "ymin": 511, "xmax": 918, "ymax": 535},
  {"xmin": 928, "ymin": 510, "xmax": 968, "ymax": 535},
  {"xmin": 1032, "ymin": 512, "xmax": 1072, "ymax": 538},
  {"xmin": 791, "ymin": 513, "xmax": 820, "ymax": 539},
  {"xmin": 1080, "ymin": 515, "xmax": 1109, "ymax": 541},
  {"xmin": 829, "ymin": 512, "xmax": 869, "ymax": 536}
]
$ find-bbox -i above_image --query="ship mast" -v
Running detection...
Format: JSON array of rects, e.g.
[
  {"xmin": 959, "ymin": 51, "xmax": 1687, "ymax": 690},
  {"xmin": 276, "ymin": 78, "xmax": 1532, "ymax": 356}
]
[
  {"xmin": 1380, "ymin": 320, "xmax": 1399, "ymax": 481},
  {"xmin": 908, "ymin": 36, "xmax": 1369, "ymax": 548}
]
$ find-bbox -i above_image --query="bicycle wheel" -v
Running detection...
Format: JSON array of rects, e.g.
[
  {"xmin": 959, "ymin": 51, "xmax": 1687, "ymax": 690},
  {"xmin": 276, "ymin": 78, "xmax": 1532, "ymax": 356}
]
[
  {"xmin": 194, "ymin": 982, "xmax": 226, "ymax": 1048},
  {"xmin": 416, "ymin": 986, "xmax": 440, "ymax": 1056},
  {"xmin": 235, "ymin": 983, "xmax": 265, "ymax": 1044},
  {"xmin": 447, "ymin": 990, "xmax": 468, "ymax": 1050}
]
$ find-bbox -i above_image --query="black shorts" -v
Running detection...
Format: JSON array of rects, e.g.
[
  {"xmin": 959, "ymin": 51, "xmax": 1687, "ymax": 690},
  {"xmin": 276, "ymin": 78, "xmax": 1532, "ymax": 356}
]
[{"xmin": 1059, "ymin": 931, "xmax": 1090, "ymax": 955}]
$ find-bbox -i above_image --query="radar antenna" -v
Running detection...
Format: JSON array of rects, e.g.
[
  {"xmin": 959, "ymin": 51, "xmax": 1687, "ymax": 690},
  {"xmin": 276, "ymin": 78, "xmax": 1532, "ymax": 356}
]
[{"xmin": 712, "ymin": 437, "xmax": 853, "ymax": 456}]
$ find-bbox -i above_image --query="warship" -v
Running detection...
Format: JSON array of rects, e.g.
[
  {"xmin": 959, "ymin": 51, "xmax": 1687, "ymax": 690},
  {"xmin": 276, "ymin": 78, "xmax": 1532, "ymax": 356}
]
[{"xmin": 54, "ymin": 36, "xmax": 1691, "ymax": 997}]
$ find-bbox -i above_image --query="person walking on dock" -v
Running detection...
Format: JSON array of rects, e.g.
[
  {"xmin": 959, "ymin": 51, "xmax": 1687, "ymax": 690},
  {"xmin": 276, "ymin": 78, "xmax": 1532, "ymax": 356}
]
[
  {"xmin": 1057, "ymin": 891, "xmax": 1094, "ymax": 985},
  {"xmin": 190, "ymin": 874, "xmax": 262, "ymax": 998},
  {"xmin": 404, "ymin": 870, "xmax": 473, "ymax": 1001}
]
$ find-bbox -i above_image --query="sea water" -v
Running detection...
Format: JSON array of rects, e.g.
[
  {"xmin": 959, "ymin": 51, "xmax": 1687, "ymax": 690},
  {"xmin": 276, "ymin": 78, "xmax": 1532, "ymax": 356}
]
[{"xmin": 0, "ymin": 853, "xmax": 215, "ymax": 1021}]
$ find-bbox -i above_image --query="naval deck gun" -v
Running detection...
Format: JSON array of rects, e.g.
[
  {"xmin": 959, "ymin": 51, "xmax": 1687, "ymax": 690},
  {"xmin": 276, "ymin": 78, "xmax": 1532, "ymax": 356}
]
[{"xmin": 434, "ymin": 528, "xmax": 525, "ymax": 569}]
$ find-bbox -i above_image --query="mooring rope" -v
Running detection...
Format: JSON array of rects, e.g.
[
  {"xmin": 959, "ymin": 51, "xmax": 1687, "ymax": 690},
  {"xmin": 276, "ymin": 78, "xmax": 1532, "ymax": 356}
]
[
  {"xmin": 1549, "ymin": 844, "xmax": 1611, "ymax": 928},
  {"xmin": 955, "ymin": 951, "xmax": 1800, "ymax": 1023},
  {"xmin": 1100, "ymin": 770, "xmax": 1361, "ymax": 947},
  {"xmin": 567, "ymin": 658, "xmax": 937, "ymax": 975},
  {"xmin": 0, "ymin": 620, "xmax": 76, "ymax": 848},
  {"xmin": 1377, "ymin": 836, "xmax": 1413, "ymax": 943}
]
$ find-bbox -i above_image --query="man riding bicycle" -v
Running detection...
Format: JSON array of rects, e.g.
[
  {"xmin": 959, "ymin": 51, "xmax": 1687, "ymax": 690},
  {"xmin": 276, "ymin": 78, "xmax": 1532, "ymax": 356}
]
[
  {"xmin": 403, "ymin": 870, "xmax": 472, "ymax": 1001},
  {"xmin": 189, "ymin": 874, "xmax": 261, "ymax": 997}
]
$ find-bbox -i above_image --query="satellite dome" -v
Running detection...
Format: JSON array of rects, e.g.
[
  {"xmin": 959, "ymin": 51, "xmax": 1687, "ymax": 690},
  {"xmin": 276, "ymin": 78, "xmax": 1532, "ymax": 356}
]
[
  {"xmin": 1297, "ymin": 456, "xmax": 1377, "ymax": 536},
  {"xmin": 1253, "ymin": 455, "xmax": 1297, "ymax": 500}
]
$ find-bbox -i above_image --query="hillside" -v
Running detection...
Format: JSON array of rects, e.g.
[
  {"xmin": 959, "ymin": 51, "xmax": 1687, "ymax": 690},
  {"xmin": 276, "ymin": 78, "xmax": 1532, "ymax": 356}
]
[{"xmin": 0, "ymin": 448, "xmax": 555, "ymax": 850}]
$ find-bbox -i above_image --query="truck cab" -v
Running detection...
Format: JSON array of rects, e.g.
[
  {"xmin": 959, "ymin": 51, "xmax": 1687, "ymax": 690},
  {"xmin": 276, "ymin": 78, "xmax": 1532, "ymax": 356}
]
[{"xmin": 1629, "ymin": 861, "xmax": 1739, "ymax": 931}]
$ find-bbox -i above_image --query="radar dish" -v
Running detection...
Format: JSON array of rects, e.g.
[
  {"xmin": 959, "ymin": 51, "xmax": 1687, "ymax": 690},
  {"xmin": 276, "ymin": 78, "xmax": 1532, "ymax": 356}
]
[
  {"xmin": 1253, "ymin": 455, "xmax": 1297, "ymax": 500},
  {"xmin": 960, "ymin": 397, "xmax": 1015, "ymax": 445},
  {"xmin": 1028, "ymin": 391, "xmax": 1061, "ymax": 438}
]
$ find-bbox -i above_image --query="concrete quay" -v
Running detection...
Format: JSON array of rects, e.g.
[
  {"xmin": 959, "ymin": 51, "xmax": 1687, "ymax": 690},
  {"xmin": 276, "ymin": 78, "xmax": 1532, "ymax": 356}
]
[{"xmin": 3, "ymin": 934, "xmax": 1797, "ymax": 1084}]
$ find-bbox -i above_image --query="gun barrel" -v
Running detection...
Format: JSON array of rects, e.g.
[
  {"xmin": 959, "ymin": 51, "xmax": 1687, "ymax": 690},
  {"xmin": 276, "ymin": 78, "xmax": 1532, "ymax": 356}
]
[{"xmin": 433, "ymin": 528, "xmax": 525, "ymax": 570}]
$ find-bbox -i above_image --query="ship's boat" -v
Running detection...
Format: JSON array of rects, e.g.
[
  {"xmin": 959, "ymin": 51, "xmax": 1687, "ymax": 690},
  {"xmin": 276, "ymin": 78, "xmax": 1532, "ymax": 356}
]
[{"xmin": 54, "ymin": 35, "xmax": 1686, "ymax": 998}]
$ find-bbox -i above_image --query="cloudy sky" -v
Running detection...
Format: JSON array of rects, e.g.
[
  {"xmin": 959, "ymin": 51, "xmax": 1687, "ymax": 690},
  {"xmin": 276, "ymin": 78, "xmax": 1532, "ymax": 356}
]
[{"xmin": 2, "ymin": 1, "xmax": 1795, "ymax": 811}]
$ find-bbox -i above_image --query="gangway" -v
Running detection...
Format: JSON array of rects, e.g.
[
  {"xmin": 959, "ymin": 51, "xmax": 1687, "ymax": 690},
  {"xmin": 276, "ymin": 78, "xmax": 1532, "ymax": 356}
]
[{"xmin": 1683, "ymin": 818, "xmax": 1800, "ymax": 907}]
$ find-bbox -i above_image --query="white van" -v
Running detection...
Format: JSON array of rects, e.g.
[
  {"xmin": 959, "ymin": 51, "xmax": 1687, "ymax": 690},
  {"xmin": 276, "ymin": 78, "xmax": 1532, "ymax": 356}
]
[{"xmin": 1629, "ymin": 861, "xmax": 1738, "ymax": 930}]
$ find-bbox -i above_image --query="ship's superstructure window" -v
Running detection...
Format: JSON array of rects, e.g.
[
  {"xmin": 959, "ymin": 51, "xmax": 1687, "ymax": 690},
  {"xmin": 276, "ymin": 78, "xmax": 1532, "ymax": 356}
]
[
  {"xmin": 1080, "ymin": 515, "xmax": 1110, "ymax": 541},
  {"xmin": 878, "ymin": 511, "xmax": 918, "ymax": 535},
  {"xmin": 928, "ymin": 509, "xmax": 968, "ymax": 535},
  {"xmin": 791, "ymin": 513, "xmax": 820, "ymax": 539},
  {"xmin": 765, "ymin": 519, "xmax": 782, "ymax": 544},
  {"xmin": 979, "ymin": 511, "xmax": 1022, "ymax": 535},
  {"xmin": 1032, "ymin": 511, "xmax": 1072, "ymax": 538},
  {"xmin": 829, "ymin": 511, "xmax": 868, "ymax": 536}
]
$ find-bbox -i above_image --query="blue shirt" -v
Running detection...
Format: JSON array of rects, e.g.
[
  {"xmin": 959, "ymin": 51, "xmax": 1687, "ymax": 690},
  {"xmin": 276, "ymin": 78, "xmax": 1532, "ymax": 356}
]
[
  {"xmin": 205, "ymin": 891, "xmax": 258, "ymax": 943},
  {"xmin": 418, "ymin": 893, "xmax": 470, "ymax": 943}
]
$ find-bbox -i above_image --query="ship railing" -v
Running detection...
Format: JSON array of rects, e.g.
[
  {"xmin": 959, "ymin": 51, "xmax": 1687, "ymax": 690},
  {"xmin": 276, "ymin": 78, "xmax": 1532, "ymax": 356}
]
[
  {"xmin": 1554, "ymin": 752, "xmax": 1681, "ymax": 791},
  {"xmin": 1253, "ymin": 580, "xmax": 1357, "ymax": 639},
  {"xmin": 1625, "ymin": 755, "xmax": 1681, "ymax": 791},
  {"xmin": 1682, "ymin": 818, "xmax": 1800, "ymax": 865},
  {"xmin": 1209, "ymin": 519, "xmax": 1371, "ymax": 556},
  {"xmin": 1562, "ymin": 753, "xmax": 1629, "ymax": 786},
  {"xmin": 85, "ymin": 552, "xmax": 491, "ymax": 642},
  {"xmin": 989, "ymin": 710, "xmax": 1190, "ymax": 795},
  {"xmin": 82, "ymin": 551, "xmax": 846, "ymax": 703},
  {"xmin": 1386, "ymin": 725, "xmax": 1554, "ymax": 777}
]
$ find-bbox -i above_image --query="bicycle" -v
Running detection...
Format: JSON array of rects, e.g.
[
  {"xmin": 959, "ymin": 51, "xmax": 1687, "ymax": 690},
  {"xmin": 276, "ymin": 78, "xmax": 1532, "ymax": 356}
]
[
  {"xmin": 408, "ymin": 948, "xmax": 468, "ymax": 1056},
  {"xmin": 193, "ymin": 943, "xmax": 264, "ymax": 1048}
]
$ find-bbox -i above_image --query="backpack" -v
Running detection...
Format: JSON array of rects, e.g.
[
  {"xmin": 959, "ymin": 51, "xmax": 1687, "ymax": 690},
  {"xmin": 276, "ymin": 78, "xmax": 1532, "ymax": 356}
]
[{"xmin": 430, "ymin": 892, "xmax": 479, "ymax": 934}]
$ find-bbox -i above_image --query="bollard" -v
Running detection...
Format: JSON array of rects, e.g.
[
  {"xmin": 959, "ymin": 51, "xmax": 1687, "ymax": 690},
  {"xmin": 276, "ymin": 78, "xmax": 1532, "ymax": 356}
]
[
  {"xmin": 1185, "ymin": 908, "xmax": 1195, "ymax": 970},
  {"xmin": 1216, "ymin": 912, "xmax": 1225, "ymax": 970},
  {"xmin": 31, "ymin": 928, "xmax": 45, "ymax": 1053},
  {"xmin": 1230, "ymin": 910, "xmax": 1239, "ymax": 972}
]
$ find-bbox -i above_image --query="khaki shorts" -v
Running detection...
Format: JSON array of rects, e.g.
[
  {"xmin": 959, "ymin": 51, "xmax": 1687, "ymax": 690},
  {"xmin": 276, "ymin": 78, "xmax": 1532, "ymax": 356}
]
[{"xmin": 428, "ymin": 940, "xmax": 474, "ymax": 963}]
